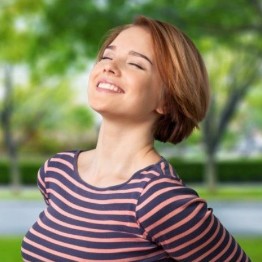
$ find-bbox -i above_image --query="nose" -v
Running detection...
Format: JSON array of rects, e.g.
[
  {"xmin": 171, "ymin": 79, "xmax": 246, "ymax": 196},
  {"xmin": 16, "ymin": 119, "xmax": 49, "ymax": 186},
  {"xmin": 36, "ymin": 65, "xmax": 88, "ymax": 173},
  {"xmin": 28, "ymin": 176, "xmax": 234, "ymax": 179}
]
[{"xmin": 103, "ymin": 60, "xmax": 120, "ymax": 76}]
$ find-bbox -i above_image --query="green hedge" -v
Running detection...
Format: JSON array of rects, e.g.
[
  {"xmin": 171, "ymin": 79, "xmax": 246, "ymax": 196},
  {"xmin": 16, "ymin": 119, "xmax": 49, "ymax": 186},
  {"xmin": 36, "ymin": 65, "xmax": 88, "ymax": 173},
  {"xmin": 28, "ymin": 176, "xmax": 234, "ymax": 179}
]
[
  {"xmin": 168, "ymin": 158, "xmax": 262, "ymax": 183},
  {"xmin": 0, "ymin": 158, "xmax": 262, "ymax": 185},
  {"xmin": 0, "ymin": 160, "xmax": 41, "ymax": 185}
]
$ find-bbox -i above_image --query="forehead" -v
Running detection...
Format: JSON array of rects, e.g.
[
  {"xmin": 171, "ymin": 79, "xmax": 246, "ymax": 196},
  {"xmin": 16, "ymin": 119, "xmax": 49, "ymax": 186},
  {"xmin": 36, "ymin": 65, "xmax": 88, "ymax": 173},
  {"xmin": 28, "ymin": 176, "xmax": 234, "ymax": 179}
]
[{"xmin": 108, "ymin": 26, "xmax": 154, "ymax": 56}]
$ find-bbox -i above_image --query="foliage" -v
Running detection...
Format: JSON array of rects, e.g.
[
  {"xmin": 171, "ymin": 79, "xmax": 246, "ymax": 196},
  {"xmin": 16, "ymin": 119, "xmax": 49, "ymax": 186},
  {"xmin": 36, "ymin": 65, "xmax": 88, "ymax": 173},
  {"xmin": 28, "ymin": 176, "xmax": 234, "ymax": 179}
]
[
  {"xmin": 1, "ymin": 0, "xmax": 261, "ymax": 140},
  {"xmin": 0, "ymin": 71, "xmax": 95, "ymax": 154},
  {"xmin": 0, "ymin": 0, "xmax": 96, "ymax": 157},
  {"xmin": 19, "ymin": 0, "xmax": 262, "ymax": 141},
  {"xmin": 0, "ymin": 0, "xmax": 43, "ymax": 63},
  {"xmin": 0, "ymin": 0, "xmax": 261, "ymax": 191}
]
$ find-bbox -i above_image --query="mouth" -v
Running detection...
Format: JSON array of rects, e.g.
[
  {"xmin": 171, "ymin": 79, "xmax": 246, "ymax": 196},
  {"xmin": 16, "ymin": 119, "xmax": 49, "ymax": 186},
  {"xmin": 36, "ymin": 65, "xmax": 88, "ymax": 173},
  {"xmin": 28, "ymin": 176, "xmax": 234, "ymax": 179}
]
[{"xmin": 97, "ymin": 81, "xmax": 124, "ymax": 93}]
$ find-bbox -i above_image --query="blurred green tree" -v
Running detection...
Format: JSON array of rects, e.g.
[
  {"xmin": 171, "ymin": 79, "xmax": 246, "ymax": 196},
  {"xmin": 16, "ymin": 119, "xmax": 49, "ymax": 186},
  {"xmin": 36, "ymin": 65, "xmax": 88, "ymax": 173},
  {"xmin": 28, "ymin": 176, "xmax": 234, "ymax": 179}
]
[
  {"xmin": 0, "ymin": 0, "xmax": 44, "ymax": 193},
  {"xmin": 1, "ymin": 0, "xmax": 261, "ymax": 192},
  {"xmin": 0, "ymin": 0, "xmax": 95, "ymax": 192},
  {"xmin": 138, "ymin": 0, "xmax": 262, "ymax": 191}
]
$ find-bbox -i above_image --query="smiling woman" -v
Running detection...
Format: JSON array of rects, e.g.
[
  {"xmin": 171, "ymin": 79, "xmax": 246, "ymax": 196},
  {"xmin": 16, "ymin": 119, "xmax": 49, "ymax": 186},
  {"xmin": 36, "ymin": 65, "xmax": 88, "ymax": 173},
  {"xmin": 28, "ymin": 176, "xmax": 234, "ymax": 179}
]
[
  {"xmin": 21, "ymin": 16, "xmax": 250, "ymax": 262},
  {"xmin": 88, "ymin": 25, "xmax": 163, "ymax": 124}
]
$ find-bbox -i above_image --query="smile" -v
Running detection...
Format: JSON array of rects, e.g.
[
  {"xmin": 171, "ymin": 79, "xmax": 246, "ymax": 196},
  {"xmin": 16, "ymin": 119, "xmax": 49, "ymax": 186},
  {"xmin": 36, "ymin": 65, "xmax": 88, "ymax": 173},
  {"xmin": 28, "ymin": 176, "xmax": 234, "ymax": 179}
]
[{"xmin": 97, "ymin": 82, "xmax": 124, "ymax": 93}]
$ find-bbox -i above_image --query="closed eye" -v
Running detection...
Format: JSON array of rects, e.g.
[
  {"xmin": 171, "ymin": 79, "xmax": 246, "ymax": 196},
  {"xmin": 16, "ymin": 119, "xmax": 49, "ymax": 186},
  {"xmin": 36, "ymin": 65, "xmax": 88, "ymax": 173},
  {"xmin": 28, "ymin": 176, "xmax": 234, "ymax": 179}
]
[
  {"xmin": 129, "ymin": 63, "xmax": 145, "ymax": 70},
  {"xmin": 101, "ymin": 56, "xmax": 112, "ymax": 60}
]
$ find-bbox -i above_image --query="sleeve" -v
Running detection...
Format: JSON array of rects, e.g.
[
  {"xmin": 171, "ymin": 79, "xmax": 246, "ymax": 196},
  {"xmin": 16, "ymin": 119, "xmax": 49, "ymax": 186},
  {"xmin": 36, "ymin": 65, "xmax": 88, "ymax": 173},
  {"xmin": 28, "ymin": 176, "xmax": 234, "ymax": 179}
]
[
  {"xmin": 136, "ymin": 177, "xmax": 251, "ymax": 262},
  {"xmin": 37, "ymin": 159, "xmax": 50, "ymax": 205}
]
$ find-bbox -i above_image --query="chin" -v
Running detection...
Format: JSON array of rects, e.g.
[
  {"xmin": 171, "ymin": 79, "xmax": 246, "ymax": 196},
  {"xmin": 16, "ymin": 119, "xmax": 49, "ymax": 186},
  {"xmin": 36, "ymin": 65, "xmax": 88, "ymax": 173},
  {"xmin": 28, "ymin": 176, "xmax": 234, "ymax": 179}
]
[{"xmin": 89, "ymin": 102, "xmax": 109, "ymax": 115}]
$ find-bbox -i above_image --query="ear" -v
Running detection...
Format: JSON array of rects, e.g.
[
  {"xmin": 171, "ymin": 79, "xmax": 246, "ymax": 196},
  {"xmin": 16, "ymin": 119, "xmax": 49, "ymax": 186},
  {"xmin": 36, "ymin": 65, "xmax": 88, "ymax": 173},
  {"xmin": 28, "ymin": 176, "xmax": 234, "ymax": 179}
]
[
  {"xmin": 155, "ymin": 105, "xmax": 164, "ymax": 115},
  {"xmin": 155, "ymin": 85, "xmax": 165, "ymax": 115}
]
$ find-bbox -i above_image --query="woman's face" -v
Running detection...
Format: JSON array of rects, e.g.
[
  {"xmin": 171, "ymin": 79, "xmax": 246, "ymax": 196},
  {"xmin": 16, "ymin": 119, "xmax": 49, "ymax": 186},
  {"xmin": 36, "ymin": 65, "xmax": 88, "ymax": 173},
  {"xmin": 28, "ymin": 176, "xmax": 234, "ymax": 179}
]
[{"xmin": 88, "ymin": 26, "xmax": 163, "ymax": 124}]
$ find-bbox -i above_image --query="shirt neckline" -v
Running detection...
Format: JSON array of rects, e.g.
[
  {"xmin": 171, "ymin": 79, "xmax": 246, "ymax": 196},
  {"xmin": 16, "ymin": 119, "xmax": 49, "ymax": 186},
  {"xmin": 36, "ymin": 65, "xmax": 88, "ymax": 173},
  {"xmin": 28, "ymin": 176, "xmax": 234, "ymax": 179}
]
[{"xmin": 73, "ymin": 149, "xmax": 165, "ymax": 191}]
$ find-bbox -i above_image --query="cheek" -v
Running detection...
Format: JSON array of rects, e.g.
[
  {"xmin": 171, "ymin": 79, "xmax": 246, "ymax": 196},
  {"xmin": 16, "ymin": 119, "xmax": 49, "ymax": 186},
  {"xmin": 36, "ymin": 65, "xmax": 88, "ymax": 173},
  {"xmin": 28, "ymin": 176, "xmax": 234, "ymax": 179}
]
[
  {"xmin": 87, "ymin": 68, "xmax": 98, "ymax": 93},
  {"xmin": 138, "ymin": 78, "xmax": 160, "ymax": 102},
  {"xmin": 87, "ymin": 74, "xmax": 97, "ymax": 105},
  {"xmin": 88, "ymin": 67, "xmax": 97, "ymax": 85}
]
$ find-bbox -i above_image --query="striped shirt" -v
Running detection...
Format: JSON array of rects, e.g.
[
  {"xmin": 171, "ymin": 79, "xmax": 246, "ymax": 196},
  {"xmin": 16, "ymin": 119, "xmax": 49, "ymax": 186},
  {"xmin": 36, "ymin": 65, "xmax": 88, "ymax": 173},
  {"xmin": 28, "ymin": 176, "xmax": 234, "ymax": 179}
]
[{"xmin": 21, "ymin": 150, "xmax": 250, "ymax": 262}]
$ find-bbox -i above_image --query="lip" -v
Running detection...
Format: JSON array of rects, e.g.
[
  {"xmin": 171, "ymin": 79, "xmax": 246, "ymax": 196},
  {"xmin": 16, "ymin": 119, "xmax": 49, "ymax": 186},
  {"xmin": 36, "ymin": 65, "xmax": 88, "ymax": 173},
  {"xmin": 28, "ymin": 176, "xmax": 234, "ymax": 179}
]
[{"xmin": 96, "ymin": 79, "xmax": 125, "ymax": 94}]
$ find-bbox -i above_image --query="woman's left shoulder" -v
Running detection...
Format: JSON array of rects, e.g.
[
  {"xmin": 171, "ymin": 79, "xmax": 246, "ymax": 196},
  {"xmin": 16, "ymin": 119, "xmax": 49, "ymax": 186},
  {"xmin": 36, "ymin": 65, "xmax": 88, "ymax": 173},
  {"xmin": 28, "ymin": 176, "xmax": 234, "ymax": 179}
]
[
  {"xmin": 141, "ymin": 157, "xmax": 200, "ymax": 198},
  {"xmin": 153, "ymin": 157, "xmax": 182, "ymax": 181}
]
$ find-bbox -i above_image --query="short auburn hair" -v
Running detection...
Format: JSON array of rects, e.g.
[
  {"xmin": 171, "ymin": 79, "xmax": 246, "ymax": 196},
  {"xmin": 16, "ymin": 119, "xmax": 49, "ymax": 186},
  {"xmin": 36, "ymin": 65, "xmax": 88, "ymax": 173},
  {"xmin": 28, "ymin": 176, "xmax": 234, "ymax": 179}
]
[{"xmin": 97, "ymin": 16, "xmax": 210, "ymax": 144}]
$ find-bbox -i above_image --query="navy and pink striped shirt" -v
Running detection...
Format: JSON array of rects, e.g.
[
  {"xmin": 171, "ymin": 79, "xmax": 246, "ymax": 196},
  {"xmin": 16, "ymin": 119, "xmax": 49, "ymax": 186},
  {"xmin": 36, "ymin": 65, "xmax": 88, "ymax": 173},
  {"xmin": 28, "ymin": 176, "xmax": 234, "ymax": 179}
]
[{"xmin": 21, "ymin": 150, "xmax": 250, "ymax": 261}]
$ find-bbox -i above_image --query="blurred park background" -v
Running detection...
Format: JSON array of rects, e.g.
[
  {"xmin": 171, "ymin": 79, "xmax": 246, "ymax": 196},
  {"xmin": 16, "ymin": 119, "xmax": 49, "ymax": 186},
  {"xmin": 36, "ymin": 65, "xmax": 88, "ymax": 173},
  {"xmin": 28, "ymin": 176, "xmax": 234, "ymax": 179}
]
[{"xmin": 0, "ymin": 0, "xmax": 262, "ymax": 261}]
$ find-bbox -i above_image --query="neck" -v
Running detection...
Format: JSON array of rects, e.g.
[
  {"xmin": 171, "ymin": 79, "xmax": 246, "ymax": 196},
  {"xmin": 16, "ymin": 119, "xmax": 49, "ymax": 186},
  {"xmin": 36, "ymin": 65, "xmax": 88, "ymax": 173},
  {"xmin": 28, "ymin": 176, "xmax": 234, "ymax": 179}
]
[{"xmin": 91, "ymin": 118, "xmax": 160, "ymax": 176}]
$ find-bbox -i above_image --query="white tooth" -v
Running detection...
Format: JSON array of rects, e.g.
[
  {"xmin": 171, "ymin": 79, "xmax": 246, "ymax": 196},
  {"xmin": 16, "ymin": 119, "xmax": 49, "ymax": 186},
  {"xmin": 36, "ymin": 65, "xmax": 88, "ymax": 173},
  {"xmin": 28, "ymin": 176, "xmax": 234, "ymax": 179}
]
[{"xmin": 98, "ymin": 82, "xmax": 121, "ymax": 92}]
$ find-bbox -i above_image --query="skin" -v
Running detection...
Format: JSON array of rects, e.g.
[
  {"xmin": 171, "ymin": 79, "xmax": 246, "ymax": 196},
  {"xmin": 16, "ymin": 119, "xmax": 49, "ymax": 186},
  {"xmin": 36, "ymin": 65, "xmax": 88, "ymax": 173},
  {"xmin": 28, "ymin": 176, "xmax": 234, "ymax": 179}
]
[{"xmin": 78, "ymin": 26, "xmax": 164, "ymax": 188}]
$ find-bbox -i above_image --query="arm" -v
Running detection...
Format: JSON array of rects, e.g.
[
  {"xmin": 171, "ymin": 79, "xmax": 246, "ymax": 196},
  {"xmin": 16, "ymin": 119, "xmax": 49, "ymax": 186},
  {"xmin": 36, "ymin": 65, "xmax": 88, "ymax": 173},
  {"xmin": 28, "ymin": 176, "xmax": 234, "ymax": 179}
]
[
  {"xmin": 37, "ymin": 159, "xmax": 50, "ymax": 205},
  {"xmin": 136, "ymin": 177, "xmax": 250, "ymax": 262}
]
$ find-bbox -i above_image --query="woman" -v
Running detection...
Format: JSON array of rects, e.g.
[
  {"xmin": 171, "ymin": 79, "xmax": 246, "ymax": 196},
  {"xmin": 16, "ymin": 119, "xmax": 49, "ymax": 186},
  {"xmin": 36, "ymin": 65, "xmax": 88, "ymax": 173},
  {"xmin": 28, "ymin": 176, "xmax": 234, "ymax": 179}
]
[{"xmin": 22, "ymin": 16, "xmax": 250, "ymax": 261}]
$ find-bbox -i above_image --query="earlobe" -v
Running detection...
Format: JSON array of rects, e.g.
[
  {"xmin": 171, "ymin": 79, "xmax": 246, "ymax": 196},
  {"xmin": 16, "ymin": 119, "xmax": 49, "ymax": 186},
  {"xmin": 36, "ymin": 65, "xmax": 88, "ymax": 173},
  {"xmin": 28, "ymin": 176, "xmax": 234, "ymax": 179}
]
[
  {"xmin": 155, "ymin": 84, "xmax": 165, "ymax": 115},
  {"xmin": 155, "ymin": 96, "xmax": 165, "ymax": 115},
  {"xmin": 155, "ymin": 106, "xmax": 165, "ymax": 115}
]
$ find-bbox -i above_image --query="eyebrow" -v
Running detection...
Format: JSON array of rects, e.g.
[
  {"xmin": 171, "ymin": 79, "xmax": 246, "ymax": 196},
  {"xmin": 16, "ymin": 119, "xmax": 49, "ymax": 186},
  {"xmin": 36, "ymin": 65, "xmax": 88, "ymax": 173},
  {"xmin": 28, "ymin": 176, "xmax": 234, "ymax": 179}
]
[{"xmin": 106, "ymin": 45, "xmax": 153, "ymax": 65}]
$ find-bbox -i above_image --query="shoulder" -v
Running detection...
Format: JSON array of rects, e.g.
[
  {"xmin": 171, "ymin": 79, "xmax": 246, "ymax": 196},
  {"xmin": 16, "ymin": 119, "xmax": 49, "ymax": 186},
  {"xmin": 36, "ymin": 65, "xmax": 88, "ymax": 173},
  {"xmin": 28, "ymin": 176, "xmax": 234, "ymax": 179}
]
[
  {"xmin": 49, "ymin": 150, "xmax": 79, "ymax": 164},
  {"xmin": 137, "ymin": 158, "xmax": 200, "ymax": 211},
  {"xmin": 139, "ymin": 157, "xmax": 183, "ymax": 188},
  {"xmin": 53, "ymin": 150, "xmax": 80, "ymax": 160},
  {"xmin": 40, "ymin": 150, "xmax": 80, "ymax": 174}
]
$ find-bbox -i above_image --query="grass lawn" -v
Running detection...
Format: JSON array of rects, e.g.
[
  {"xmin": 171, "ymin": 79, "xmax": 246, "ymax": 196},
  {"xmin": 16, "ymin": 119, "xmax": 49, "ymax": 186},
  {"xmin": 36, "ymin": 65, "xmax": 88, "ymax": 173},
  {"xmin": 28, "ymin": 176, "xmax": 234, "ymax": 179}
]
[
  {"xmin": 0, "ymin": 236, "xmax": 261, "ymax": 261},
  {"xmin": 0, "ymin": 237, "xmax": 23, "ymax": 262},
  {"xmin": 0, "ymin": 187, "xmax": 42, "ymax": 200},
  {"xmin": 190, "ymin": 183, "xmax": 262, "ymax": 201},
  {"xmin": 236, "ymin": 237, "xmax": 262, "ymax": 262}
]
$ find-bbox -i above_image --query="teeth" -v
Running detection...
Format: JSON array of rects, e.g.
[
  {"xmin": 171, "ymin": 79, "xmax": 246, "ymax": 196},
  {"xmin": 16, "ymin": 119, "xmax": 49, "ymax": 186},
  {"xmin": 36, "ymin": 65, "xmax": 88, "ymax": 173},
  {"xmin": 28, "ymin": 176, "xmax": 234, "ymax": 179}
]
[{"xmin": 98, "ymin": 82, "xmax": 122, "ymax": 93}]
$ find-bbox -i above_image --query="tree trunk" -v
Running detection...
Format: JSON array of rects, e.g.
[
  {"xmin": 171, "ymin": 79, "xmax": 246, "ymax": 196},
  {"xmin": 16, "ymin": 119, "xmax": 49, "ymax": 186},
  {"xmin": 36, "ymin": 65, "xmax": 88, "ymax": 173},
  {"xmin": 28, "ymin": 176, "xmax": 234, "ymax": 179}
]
[
  {"xmin": 1, "ymin": 65, "xmax": 21, "ymax": 194},
  {"xmin": 204, "ymin": 151, "xmax": 217, "ymax": 193},
  {"xmin": 202, "ymin": 95, "xmax": 218, "ymax": 192}
]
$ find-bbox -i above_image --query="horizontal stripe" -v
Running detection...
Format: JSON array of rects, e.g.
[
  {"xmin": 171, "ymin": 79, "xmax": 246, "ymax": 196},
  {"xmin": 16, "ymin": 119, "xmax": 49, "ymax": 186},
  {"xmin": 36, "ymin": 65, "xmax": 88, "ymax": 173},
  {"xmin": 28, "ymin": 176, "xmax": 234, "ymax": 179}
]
[
  {"xmin": 47, "ymin": 187, "xmax": 135, "ymax": 216},
  {"xmin": 46, "ymin": 177, "xmax": 138, "ymax": 205},
  {"xmin": 23, "ymin": 236, "xmax": 83, "ymax": 261},
  {"xmin": 50, "ymin": 157, "xmax": 74, "ymax": 170},
  {"xmin": 43, "ymin": 208, "xmax": 116, "ymax": 234},
  {"xmin": 30, "ymin": 227, "xmax": 153, "ymax": 254},
  {"xmin": 37, "ymin": 218, "xmax": 146, "ymax": 243},
  {"xmin": 48, "ymin": 199, "xmax": 138, "ymax": 228},
  {"xmin": 47, "ymin": 166, "xmax": 143, "ymax": 195},
  {"xmin": 21, "ymin": 247, "xmax": 54, "ymax": 262}
]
